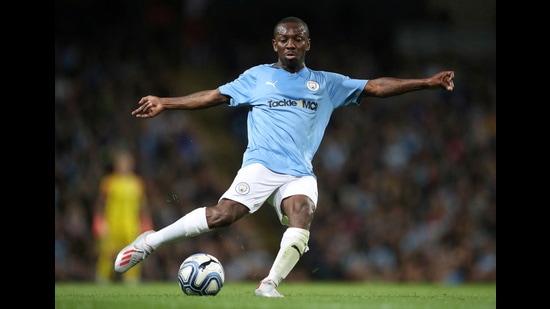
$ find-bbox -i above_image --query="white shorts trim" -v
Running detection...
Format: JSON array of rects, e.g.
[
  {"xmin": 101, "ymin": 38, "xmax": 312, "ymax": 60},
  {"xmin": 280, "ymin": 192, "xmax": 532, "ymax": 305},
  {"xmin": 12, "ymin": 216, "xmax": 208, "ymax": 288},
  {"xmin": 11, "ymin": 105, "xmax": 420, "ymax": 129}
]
[{"xmin": 220, "ymin": 163, "xmax": 318, "ymax": 224}]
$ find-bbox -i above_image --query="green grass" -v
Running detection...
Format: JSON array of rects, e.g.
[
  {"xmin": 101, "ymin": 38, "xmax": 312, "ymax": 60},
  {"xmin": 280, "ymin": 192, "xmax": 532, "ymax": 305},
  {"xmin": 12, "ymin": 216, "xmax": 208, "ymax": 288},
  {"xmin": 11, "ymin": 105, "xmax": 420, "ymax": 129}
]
[{"xmin": 55, "ymin": 281, "xmax": 496, "ymax": 309}]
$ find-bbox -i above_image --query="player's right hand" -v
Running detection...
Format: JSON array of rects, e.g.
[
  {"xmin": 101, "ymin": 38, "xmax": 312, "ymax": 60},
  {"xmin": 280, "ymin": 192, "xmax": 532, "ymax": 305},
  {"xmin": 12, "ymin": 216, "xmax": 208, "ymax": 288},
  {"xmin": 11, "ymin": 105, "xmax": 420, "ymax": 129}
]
[{"xmin": 132, "ymin": 95, "xmax": 164, "ymax": 118}]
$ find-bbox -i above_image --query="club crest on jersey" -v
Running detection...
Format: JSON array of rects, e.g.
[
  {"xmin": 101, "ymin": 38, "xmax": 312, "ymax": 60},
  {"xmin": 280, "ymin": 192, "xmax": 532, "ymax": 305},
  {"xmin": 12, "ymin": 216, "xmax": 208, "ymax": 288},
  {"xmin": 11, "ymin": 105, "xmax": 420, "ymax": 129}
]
[
  {"xmin": 306, "ymin": 81, "xmax": 319, "ymax": 91},
  {"xmin": 235, "ymin": 182, "xmax": 250, "ymax": 195}
]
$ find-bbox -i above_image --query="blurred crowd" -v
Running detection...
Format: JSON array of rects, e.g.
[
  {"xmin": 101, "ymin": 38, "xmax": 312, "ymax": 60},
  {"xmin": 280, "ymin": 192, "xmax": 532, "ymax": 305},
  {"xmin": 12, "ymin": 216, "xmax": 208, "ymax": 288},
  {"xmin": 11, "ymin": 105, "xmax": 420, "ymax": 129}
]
[{"xmin": 55, "ymin": 0, "xmax": 495, "ymax": 284}]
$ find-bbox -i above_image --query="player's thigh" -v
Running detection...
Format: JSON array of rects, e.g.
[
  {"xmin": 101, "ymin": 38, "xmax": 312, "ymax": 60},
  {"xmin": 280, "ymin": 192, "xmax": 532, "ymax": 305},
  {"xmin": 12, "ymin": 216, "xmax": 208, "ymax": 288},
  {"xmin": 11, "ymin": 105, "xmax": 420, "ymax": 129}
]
[
  {"xmin": 270, "ymin": 175, "xmax": 318, "ymax": 225},
  {"xmin": 220, "ymin": 163, "xmax": 289, "ymax": 214}
]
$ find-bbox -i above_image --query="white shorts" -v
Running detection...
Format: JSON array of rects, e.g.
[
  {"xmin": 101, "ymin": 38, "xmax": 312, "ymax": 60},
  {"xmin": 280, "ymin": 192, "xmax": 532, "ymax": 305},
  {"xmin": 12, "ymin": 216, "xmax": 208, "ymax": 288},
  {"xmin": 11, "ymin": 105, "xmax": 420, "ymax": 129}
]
[{"xmin": 220, "ymin": 163, "xmax": 318, "ymax": 225}]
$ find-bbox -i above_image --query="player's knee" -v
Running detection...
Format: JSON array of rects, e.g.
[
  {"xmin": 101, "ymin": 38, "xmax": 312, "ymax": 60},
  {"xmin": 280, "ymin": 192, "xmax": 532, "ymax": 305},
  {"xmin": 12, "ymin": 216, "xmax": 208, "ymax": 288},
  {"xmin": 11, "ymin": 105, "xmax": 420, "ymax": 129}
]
[
  {"xmin": 283, "ymin": 196, "xmax": 315, "ymax": 228},
  {"xmin": 206, "ymin": 201, "xmax": 248, "ymax": 228}
]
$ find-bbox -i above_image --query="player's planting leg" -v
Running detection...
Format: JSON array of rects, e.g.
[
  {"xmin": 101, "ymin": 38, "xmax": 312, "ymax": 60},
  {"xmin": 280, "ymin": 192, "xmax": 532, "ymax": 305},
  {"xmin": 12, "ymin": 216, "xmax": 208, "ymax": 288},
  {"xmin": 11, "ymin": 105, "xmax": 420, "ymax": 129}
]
[
  {"xmin": 255, "ymin": 227, "xmax": 310, "ymax": 297},
  {"xmin": 255, "ymin": 279, "xmax": 283, "ymax": 297}
]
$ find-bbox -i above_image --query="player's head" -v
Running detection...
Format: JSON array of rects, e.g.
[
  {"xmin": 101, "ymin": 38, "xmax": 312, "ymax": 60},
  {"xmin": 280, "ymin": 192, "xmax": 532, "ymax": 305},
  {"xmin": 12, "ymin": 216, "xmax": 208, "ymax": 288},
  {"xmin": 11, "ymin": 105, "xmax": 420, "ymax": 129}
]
[
  {"xmin": 273, "ymin": 16, "xmax": 310, "ymax": 39},
  {"xmin": 112, "ymin": 150, "xmax": 135, "ymax": 174},
  {"xmin": 272, "ymin": 16, "xmax": 311, "ymax": 72}
]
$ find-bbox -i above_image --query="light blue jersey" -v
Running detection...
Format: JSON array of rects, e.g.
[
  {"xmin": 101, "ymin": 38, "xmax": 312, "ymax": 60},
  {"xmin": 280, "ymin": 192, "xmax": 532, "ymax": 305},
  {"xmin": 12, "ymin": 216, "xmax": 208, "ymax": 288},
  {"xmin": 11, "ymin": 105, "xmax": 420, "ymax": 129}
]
[{"xmin": 219, "ymin": 64, "xmax": 368, "ymax": 177}]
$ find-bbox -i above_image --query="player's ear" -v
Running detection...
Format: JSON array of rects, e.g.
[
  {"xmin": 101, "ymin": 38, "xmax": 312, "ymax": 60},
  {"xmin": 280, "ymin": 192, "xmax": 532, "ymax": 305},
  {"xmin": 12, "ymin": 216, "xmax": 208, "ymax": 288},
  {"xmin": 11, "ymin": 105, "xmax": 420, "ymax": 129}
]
[
  {"xmin": 272, "ymin": 39, "xmax": 277, "ymax": 52},
  {"xmin": 305, "ymin": 38, "xmax": 311, "ymax": 51}
]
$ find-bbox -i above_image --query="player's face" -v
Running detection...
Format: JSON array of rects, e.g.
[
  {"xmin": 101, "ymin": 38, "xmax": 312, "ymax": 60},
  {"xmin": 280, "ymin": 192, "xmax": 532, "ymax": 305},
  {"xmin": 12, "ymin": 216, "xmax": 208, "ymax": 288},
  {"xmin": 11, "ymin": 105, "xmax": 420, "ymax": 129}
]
[{"xmin": 272, "ymin": 22, "xmax": 310, "ymax": 71}]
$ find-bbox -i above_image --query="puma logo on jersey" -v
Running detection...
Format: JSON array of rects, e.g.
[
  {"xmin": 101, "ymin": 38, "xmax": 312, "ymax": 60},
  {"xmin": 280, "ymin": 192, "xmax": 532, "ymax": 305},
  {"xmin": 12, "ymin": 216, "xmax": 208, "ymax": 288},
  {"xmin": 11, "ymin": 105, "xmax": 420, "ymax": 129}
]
[{"xmin": 265, "ymin": 81, "xmax": 278, "ymax": 88}]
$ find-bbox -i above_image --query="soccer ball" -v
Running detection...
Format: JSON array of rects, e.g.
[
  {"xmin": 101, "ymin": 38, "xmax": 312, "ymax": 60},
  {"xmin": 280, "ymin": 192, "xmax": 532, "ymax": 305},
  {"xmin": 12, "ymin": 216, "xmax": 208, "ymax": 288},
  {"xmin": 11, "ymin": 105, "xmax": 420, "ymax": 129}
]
[{"xmin": 178, "ymin": 253, "xmax": 225, "ymax": 296}]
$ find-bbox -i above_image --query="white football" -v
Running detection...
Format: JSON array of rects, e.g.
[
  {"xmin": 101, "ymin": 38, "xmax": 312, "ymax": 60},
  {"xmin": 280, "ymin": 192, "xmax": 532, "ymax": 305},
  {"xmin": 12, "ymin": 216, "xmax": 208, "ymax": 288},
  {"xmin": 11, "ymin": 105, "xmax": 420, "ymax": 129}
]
[{"xmin": 178, "ymin": 253, "xmax": 225, "ymax": 296}]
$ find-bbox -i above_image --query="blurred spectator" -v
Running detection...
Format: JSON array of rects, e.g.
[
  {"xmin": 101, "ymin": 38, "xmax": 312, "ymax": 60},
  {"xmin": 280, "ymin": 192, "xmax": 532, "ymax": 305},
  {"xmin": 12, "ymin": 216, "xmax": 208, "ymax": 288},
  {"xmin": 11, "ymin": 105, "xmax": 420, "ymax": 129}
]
[{"xmin": 93, "ymin": 149, "xmax": 153, "ymax": 284}]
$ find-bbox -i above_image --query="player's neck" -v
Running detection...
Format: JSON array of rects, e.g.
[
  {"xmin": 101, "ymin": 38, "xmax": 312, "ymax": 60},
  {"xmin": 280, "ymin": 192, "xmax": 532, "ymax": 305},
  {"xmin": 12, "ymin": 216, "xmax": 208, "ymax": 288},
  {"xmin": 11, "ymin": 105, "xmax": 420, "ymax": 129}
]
[{"xmin": 273, "ymin": 61, "xmax": 305, "ymax": 73}]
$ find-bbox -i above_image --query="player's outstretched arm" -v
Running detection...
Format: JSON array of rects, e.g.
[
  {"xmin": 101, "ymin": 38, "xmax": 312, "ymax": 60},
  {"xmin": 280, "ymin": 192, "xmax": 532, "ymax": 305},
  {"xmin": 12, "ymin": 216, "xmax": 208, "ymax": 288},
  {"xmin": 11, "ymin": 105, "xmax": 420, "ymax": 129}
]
[
  {"xmin": 132, "ymin": 89, "xmax": 230, "ymax": 118},
  {"xmin": 362, "ymin": 70, "xmax": 454, "ymax": 98}
]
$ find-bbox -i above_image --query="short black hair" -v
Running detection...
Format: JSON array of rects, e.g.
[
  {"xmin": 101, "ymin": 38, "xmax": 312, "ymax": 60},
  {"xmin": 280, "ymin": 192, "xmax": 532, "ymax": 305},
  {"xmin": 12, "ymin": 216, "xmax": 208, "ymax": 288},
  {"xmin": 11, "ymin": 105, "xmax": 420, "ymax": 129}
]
[{"xmin": 273, "ymin": 16, "xmax": 310, "ymax": 38}]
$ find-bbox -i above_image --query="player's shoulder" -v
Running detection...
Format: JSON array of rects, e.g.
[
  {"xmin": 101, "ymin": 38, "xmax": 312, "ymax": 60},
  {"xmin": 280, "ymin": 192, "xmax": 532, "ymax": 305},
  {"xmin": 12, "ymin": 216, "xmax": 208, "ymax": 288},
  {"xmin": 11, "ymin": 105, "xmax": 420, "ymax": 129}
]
[
  {"xmin": 236, "ymin": 64, "xmax": 273, "ymax": 78},
  {"xmin": 236, "ymin": 64, "xmax": 279, "ymax": 82},
  {"xmin": 305, "ymin": 67, "xmax": 349, "ymax": 82},
  {"xmin": 308, "ymin": 67, "xmax": 343, "ymax": 76},
  {"xmin": 245, "ymin": 64, "xmax": 275, "ymax": 73}
]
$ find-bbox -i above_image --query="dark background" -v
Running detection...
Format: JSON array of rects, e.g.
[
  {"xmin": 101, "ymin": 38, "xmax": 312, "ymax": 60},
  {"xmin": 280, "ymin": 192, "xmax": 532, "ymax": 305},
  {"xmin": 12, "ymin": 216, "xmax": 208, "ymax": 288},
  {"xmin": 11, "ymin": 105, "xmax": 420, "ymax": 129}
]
[{"xmin": 55, "ymin": 0, "xmax": 495, "ymax": 284}]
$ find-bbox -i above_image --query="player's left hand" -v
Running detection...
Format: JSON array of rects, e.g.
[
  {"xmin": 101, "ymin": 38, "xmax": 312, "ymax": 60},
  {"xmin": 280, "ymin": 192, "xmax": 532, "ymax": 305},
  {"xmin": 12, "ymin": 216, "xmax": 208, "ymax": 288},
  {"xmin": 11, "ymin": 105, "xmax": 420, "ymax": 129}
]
[{"xmin": 437, "ymin": 70, "xmax": 454, "ymax": 91}]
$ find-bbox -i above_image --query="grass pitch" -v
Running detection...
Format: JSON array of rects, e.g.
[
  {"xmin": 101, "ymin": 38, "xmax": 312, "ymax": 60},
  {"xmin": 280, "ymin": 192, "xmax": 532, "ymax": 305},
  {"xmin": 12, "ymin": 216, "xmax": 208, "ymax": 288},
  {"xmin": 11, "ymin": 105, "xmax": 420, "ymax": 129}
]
[{"xmin": 55, "ymin": 281, "xmax": 495, "ymax": 309}]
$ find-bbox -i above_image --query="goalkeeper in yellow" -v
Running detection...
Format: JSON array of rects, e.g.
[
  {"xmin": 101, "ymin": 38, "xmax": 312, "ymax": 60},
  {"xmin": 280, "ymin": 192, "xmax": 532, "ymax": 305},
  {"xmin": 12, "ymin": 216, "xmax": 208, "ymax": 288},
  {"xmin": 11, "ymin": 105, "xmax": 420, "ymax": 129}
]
[{"xmin": 93, "ymin": 150, "xmax": 153, "ymax": 284}]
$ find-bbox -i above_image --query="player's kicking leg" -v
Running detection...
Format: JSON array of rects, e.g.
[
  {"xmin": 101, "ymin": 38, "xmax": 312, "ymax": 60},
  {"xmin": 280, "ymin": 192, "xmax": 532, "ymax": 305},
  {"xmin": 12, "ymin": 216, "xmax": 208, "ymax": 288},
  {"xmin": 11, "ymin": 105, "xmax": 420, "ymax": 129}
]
[{"xmin": 114, "ymin": 230, "xmax": 155, "ymax": 273}]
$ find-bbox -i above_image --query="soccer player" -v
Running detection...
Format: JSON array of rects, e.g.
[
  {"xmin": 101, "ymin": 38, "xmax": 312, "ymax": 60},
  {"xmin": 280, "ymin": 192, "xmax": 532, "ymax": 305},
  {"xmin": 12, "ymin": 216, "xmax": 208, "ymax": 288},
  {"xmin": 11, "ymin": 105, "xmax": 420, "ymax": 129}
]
[
  {"xmin": 114, "ymin": 16, "xmax": 455, "ymax": 296},
  {"xmin": 94, "ymin": 149, "xmax": 153, "ymax": 284}
]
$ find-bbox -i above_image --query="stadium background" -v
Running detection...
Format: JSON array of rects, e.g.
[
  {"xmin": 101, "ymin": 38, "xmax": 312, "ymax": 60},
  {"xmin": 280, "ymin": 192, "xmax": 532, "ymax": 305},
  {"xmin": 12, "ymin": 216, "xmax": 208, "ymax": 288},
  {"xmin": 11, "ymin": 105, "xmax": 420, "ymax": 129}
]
[{"xmin": 55, "ymin": 0, "xmax": 495, "ymax": 284}]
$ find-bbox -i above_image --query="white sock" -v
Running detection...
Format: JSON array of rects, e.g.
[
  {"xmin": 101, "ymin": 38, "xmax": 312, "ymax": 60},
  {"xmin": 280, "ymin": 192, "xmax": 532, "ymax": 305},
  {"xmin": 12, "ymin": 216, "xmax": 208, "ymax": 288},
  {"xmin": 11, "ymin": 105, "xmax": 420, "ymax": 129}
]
[
  {"xmin": 266, "ymin": 227, "xmax": 310, "ymax": 286},
  {"xmin": 145, "ymin": 207, "xmax": 210, "ymax": 249}
]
